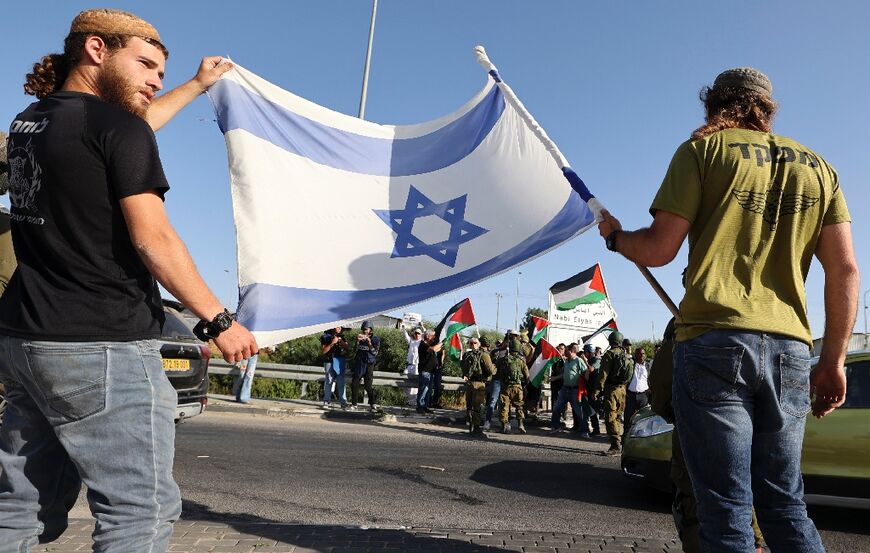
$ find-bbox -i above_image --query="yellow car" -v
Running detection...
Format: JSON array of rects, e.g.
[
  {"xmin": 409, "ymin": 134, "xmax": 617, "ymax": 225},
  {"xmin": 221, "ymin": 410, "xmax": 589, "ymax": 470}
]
[{"xmin": 621, "ymin": 350, "xmax": 870, "ymax": 509}]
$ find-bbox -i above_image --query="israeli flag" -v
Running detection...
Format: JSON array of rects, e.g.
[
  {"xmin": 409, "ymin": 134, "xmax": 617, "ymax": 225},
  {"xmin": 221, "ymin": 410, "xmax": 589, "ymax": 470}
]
[{"xmin": 208, "ymin": 48, "xmax": 603, "ymax": 347}]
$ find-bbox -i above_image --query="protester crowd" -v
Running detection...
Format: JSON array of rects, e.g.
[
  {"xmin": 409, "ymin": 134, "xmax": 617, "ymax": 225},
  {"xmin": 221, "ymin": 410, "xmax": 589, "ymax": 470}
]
[{"xmin": 312, "ymin": 318, "xmax": 651, "ymax": 452}]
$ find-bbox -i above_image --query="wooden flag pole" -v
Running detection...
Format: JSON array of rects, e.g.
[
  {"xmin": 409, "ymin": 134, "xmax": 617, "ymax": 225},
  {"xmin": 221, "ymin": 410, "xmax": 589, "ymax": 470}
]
[{"xmin": 474, "ymin": 45, "xmax": 681, "ymax": 321}]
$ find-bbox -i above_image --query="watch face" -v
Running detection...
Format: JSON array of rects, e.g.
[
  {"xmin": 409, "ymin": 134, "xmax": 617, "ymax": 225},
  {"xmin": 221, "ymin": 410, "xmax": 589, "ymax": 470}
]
[{"xmin": 216, "ymin": 310, "xmax": 234, "ymax": 330}]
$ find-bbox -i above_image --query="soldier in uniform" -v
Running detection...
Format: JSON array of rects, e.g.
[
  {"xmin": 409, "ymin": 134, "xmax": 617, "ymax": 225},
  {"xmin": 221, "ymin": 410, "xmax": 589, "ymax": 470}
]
[
  {"xmin": 461, "ymin": 337, "xmax": 496, "ymax": 437},
  {"xmin": 519, "ymin": 330, "xmax": 539, "ymax": 419},
  {"xmin": 591, "ymin": 331, "xmax": 634, "ymax": 454},
  {"xmin": 483, "ymin": 330, "xmax": 513, "ymax": 430},
  {"xmin": 582, "ymin": 344, "xmax": 602, "ymax": 435},
  {"xmin": 496, "ymin": 336, "xmax": 529, "ymax": 434}
]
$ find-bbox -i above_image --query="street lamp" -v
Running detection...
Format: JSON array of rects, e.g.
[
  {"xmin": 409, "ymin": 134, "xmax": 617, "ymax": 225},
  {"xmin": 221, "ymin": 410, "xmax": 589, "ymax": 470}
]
[
  {"xmin": 515, "ymin": 271, "xmax": 522, "ymax": 330},
  {"xmin": 224, "ymin": 269, "xmax": 236, "ymax": 310},
  {"xmin": 495, "ymin": 292, "xmax": 503, "ymax": 332}
]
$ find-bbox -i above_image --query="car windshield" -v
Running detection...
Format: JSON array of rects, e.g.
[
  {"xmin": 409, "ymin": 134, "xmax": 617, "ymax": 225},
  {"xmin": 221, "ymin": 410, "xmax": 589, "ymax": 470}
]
[{"xmin": 162, "ymin": 310, "xmax": 196, "ymax": 340}]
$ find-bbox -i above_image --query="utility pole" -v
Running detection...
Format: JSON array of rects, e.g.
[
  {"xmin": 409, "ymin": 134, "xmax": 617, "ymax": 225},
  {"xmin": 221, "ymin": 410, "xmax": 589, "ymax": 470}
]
[
  {"xmin": 515, "ymin": 271, "xmax": 522, "ymax": 330},
  {"xmin": 495, "ymin": 293, "xmax": 503, "ymax": 332},
  {"xmin": 357, "ymin": 0, "xmax": 378, "ymax": 119}
]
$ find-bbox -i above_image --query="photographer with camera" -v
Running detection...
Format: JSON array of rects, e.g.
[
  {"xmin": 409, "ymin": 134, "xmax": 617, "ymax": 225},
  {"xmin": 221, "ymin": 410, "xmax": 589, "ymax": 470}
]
[
  {"xmin": 351, "ymin": 320, "xmax": 380, "ymax": 411},
  {"xmin": 320, "ymin": 326, "xmax": 349, "ymax": 409}
]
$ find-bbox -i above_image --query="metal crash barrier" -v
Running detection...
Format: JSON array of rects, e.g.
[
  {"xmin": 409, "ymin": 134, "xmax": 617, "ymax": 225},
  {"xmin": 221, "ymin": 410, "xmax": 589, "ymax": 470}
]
[{"xmin": 208, "ymin": 359, "xmax": 551, "ymax": 409}]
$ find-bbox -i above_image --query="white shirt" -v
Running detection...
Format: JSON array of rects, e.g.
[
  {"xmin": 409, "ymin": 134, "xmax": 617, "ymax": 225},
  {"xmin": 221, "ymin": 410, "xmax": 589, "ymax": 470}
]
[
  {"xmin": 629, "ymin": 361, "xmax": 649, "ymax": 393},
  {"xmin": 403, "ymin": 330, "xmax": 421, "ymax": 373}
]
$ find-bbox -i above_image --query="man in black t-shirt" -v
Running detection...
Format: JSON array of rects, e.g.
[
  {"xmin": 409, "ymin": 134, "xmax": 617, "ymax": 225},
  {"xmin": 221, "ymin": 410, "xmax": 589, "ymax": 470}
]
[
  {"xmin": 416, "ymin": 330, "xmax": 442, "ymax": 414},
  {"xmin": 0, "ymin": 9, "xmax": 258, "ymax": 553}
]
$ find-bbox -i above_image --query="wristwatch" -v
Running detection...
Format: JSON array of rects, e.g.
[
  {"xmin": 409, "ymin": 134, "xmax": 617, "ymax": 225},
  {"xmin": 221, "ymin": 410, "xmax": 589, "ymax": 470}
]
[
  {"xmin": 193, "ymin": 308, "xmax": 235, "ymax": 341},
  {"xmin": 605, "ymin": 230, "xmax": 621, "ymax": 252}
]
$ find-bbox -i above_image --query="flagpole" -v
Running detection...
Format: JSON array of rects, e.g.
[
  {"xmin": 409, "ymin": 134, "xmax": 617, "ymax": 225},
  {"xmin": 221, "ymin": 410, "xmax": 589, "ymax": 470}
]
[
  {"xmin": 474, "ymin": 46, "xmax": 680, "ymax": 319},
  {"xmin": 358, "ymin": 0, "xmax": 378, "ymax": 119}
]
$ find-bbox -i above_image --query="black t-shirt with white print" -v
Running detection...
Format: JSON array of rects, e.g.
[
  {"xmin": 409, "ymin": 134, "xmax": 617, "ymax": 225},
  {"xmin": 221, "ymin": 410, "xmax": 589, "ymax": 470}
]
[{"xmin": 0, "ymin": 91, "xmax": 169, "ymax": 341}]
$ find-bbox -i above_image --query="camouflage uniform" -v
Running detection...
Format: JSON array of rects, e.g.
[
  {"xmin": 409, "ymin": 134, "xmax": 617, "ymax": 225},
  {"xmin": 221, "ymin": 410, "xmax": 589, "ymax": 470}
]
[
  {"xmin": 649, "ymin": 319, "xmax": 764, "ymax": 552},
  {"xmin": 519, "ymin": 331, "xmax": 539, "ymax": 418},
  {"xmin": 497, "ymin": 339, "xmax": 528, "ymax": 433},
  {"xmin": 461, "ymin": 348, "xmax": 495, "ymax": 432},
  {"xmin": 592, "ymin": 343, "xmax": 630, "ymax": 451}
]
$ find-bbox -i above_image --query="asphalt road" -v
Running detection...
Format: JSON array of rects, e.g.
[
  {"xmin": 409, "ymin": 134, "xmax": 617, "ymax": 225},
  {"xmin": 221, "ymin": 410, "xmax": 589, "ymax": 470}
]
[{"xmin": 72, "ymin": 411, "xmax": 870, "ymax": 551}]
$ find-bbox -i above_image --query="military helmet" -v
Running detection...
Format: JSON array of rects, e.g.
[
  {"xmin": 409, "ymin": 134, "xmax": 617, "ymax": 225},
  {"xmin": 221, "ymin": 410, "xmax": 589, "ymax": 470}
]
[
  {"xmin": 508, "ymin": 337, "xmax": 522, "ymax": 353},
  {"xmin": 608, "ymin": 331, "xmax": 624, "ymax": 346},
  {"xmin": 479, "ymin": 337, "xmax": 490, "ymax": 348},
  {"xmin": 361, "ymin": 320, "xmax": 373, "ymax": 330}
]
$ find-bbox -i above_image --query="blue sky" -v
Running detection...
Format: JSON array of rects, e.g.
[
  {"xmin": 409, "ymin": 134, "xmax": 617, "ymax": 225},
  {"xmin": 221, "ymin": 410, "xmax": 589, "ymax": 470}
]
[{"xmin": 2, "ymin": 1, "xmax": 868, "ymax": 342}]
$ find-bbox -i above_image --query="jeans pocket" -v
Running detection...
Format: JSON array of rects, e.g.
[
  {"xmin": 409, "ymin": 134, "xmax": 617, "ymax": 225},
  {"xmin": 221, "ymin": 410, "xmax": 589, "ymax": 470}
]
[
  {"xmin": 23, "ymin": 343, "xmax": 108, "ymax": 422},
  {"xmin": 684, "ymin": 343, "xmax": 744, "ymax": 402},
  {"xmin": 780, "ymin": 353, "xmax": 811, "ymax": 417}
]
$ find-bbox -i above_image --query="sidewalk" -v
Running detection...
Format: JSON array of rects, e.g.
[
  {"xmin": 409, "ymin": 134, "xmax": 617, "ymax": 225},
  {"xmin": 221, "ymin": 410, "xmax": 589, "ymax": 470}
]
[{"xmin": 40, "ymin": 519, "xmax": 679, "ymax": 552}]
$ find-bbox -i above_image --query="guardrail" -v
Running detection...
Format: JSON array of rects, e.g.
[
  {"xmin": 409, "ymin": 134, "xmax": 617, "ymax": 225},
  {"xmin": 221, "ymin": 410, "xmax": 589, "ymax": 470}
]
[{"xmin": 208, "ymin": 358, "xmax": 551, "ymax": 407}]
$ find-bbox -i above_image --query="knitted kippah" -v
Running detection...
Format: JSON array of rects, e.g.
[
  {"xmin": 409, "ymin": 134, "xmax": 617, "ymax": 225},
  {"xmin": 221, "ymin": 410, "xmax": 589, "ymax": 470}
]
[
  {"xmin": 713, "ymin": 67, "xmax": 772, "ymax": 96},
  {"xmin": 70, "ymin": 8, "xmax": 162, "ymax": 45}
]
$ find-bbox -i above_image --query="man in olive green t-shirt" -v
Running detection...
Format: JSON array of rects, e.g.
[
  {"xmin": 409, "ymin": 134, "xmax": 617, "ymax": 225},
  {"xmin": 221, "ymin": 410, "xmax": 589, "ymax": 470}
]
[{"xmin": 597, "ymin": 67, "xmax": 858, "ymax": 552}]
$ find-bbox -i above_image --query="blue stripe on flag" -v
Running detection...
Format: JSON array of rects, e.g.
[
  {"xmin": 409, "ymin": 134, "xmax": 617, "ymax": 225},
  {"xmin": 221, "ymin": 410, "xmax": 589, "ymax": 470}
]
[
  {"xmin": 237, "ymin": 193, "xmax": 594, "ymax": 331},
  {"xmin": 209, "ymin": 80, "xmax": 505, "ymax": 177}
]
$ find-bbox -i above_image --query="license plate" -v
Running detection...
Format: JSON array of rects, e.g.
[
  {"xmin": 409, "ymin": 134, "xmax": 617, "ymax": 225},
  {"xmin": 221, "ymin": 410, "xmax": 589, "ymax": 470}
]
[{"xmin": 162, "ymin": 358, "xmax": 190, "ymax": 371}]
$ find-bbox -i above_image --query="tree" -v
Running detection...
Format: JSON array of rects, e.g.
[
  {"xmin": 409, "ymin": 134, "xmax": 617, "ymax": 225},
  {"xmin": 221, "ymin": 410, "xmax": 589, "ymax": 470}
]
[{"xmin": 521, "ymin": 307, "xmax": 548, "ymax": 333}]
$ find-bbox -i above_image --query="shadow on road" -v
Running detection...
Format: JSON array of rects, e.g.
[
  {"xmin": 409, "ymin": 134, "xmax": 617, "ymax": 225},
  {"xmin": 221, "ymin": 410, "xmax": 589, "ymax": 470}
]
[
  {"xmin": 180, "ymin": 499, "xmax": 516, "ymax": 552},
  {"xmin": 470, "ymin": 459, "xmax": 672, "ymax": 513},
  {"xmin": 808, "ymin": 505, "xmax": 870, "ymax": 536}
]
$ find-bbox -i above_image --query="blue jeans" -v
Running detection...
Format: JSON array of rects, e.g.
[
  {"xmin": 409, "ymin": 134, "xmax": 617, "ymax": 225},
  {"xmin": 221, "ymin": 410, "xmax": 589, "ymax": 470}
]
[
  {"xmin": 485, "ymin": 378, "xmax": 502, "ymax": 423},
  {"xmin": 235, "ymin": 354, "xmax": 258, "ymax": 403},
  {"xmin": 0, "ymin": 336, "xmax": 181, "ymax": 553},
  {"xmin": 672, "ymin": 330, "xmax": 823, "ymax": 553},
  {"xmin": 550, "ymin": 386, "xmax": 589, "ymax": 431},
  {"xmin": 323, "ymin": 359, "xmax": 347, "ymax": 406},
  {"xmin": 417, "ymin": 371, "xmax": 432, "ymax": 409}
]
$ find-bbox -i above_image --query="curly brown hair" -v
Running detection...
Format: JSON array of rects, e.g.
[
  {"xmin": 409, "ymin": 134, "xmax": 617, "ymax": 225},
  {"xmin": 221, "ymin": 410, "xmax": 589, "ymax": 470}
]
[
  {"xmin": 24, "ymin": 32, "xmax": 168, "ymax": 99},
  {"xmin": 691, "ymin": 85, "xmax": 778, "ymax": 140}
]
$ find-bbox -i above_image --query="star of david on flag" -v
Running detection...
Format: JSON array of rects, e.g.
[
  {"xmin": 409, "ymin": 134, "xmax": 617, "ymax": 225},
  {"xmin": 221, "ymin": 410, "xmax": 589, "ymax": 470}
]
[
  {"xmin": 374, "ymin": 186, "xmax": 488, "ymax": 267},
  {"xmin": 208, "ymin": 47, "xmax": 604, "ymax": 347}
]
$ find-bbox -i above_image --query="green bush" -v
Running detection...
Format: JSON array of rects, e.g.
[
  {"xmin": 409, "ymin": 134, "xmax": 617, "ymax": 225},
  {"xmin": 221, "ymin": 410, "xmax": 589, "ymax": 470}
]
[
  {"xmin": 270, "ymin": 327, "xmax": 428, "ymax": 375},
  {"xmin": 208, "ymin": 374, "xmax": 302, "ymax": 400}
]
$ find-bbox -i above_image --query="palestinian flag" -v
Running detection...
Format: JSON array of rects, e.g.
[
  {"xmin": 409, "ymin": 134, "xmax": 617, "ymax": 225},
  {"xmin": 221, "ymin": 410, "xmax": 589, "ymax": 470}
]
[
  {"xmin": 435, "ymin": 298, "xmax": 476, "ymax": 344},
  {"xmin": 581, "ymin": 318, "xmax": 618, "ymax": 343},
  {"xmin": 528, "ymin": 339, "xmax": 560, "ymax": 388},
  {"xmin": 576, "ymin": 375, "xmax": 596, "ymax": 419},
  {"xmin": 550, "ymin": 264, "xmax": 608, "ymax": 311},
  {"xmin": 448, "ymin": 333, "xmax": 463, "ymax": 361},
  {"xmin": 529, "ymin": 316, "xmax": 549, "ymax": 344}
]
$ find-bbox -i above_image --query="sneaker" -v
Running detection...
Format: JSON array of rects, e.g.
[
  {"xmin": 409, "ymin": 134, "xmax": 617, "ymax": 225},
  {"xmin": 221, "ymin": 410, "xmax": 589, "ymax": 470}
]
[
  {"xmin": 341, "ymin": 404, "xmax": 349, "ymax": 410},
  {"xmin": 322, "ymin": 402, "xmax": 330, "ymax": 409},
  {"xmin": 517, "ymin": 421, "xmax": 527, "ymax": 434},
  {"xmin": 501, "ymin": 422, "xmax": 511, "ymax": 434},
  {"xmin": 578, "ymin": 432, "xmax": 590, "ymax": 439},
  {"xmin": 483, "ymin": 421, "xmax": 491, "ymax": 431},
  {"xmin": 606, "ymin": 445, "xmax": 622, "ymax": 456}
]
